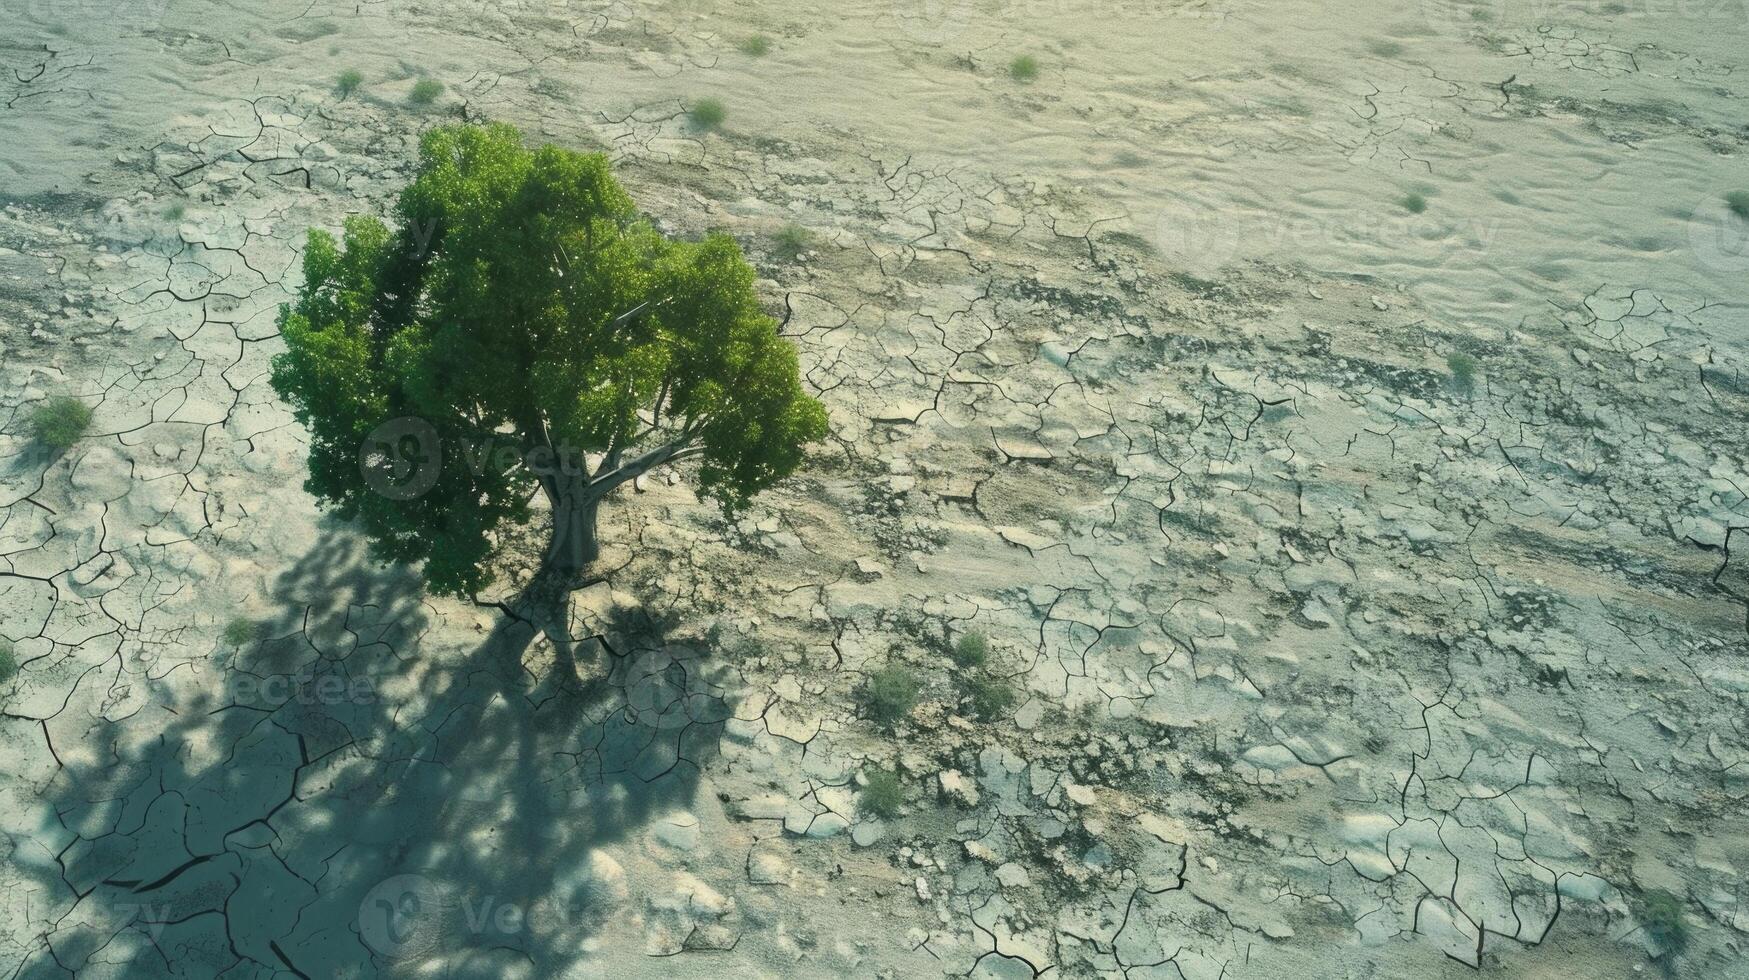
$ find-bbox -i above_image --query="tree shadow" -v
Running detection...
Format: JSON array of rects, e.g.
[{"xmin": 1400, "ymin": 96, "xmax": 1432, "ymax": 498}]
[{"xmin": 13, "ymin": 528, "xmax": 730, "ymax": 977}]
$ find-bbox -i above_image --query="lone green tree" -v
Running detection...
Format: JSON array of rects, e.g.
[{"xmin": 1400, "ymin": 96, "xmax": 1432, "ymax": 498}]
[{"xmin": 271, "ymin": 123, "xmax": 827, "ymax": 596}]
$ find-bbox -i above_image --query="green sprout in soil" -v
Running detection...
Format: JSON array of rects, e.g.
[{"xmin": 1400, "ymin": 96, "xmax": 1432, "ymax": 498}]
[
  {"xmin": 951, "ymin": 630, "xmax": 988, "ymax": 668},
  {"xmin": 859, "ymin": 767, "xmax": 904, "ymax": 819},
  {"xmin": 860, "ymin": 664, "xmax": 920, "ymax": 729},
  {"xmin": 30, "ymin": 396, "xmax": 94, "ymax": 450},
  {"xmin": 408, "ymin": 78, "xmax": 445, "ymax": 106},
  {"xmin": 688, "ymin": 97, "xmax": 726, "ymax": 131}
]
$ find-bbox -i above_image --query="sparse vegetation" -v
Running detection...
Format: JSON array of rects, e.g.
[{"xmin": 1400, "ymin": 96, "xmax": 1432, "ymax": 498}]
[
  {"xmin": 223, "ymin": 617, "xmax": 259, "ymax": 647},
  {"xmin": 859, "ymin": 767, "xmax": 904, "ymax": 818},
  {"xmin": 1402, "ymin": 192, "xmax": 1428, "ymax": 214},
  {"xmin": 0, "ymin": 642, "xmax": 16, "ymax": 686},
  {"xmin": 860, "ymin": 665, "xmax": 921, "ymax": 729},
  {"xmin": 1447, "ymin": 351, "xmax": 1478, "ymax": 393},
  {"xmin": 772, "ymin": 223, "xmax": 811, "ymax": 261},
  {"xmin": 337, "ymin": 68, "xmax": 364, "ymax": 98},
  {"xmin": 30, "ymin": 396, "xmax": 94, "ymax": 450},
  {"xmin": 688, "ymin": 97, "xmax": 726, "ymax": 131},
  {"xmin": 408, "ymin": 77, "xmax": 444, "ymax": 106},
  {"xmin": 738, "ymin": 35, "xmax": 771, "ymax": 56},
  {"xmin": 962, "ymin": 672, "xmax": 1014, "ymax": 721},
  {"xmin": 1009, "ymin": 55, "xmax": 1039, "ymax": 82},
  {"xmin": 951, "ymin": 630, "xmax": 988, "ymax": 668},
  {"xmin": 1639, "ymin": 889, "xmax": 1689, "ymax": 960},
  {"xmin": 1726, "ymin": 190, "xmax": 1749, "ymax": 220},
  {"xmin": 164, "ymin": 203, "xmax": 186, "ymax": 221}
]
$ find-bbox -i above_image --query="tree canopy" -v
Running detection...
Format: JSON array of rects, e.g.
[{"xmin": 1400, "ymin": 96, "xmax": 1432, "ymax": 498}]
[{"xmin": 271, "ymin": 123, "xmax": 828, "ymax": 596}]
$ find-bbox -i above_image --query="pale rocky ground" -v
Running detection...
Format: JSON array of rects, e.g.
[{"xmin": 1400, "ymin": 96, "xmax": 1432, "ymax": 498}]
[{"xmin": 1, "ymin": 0, "xmax": 1747, "ymax": 977}]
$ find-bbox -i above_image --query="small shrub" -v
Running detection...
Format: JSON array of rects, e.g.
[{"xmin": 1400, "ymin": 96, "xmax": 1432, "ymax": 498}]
[
  {"xmin": 223, "ymin": 617, "xmax": 259, "ymax": 647},
  {"xmin": 408, "ymin": 78, "xmax": 445, "ymax": 106},
  {"xmin": 738, "ymin": 35, "xmax": 771, "ymax": 56},
  {"xmin": 337, "ymin": 69, "xmax": 364, "ymax": 98},
  {"xmin": 860, "ymin": 665, "xmax": 920, "ymax": 729},
  {"xmin": 0, "ymin": 642, "xmax": 16, "ymax": 686},
  {"xmin": 1726, "ymin": 190, "xmax": 1749, "ymax": 221},
  {"xmin": 1009, "ymin": 55, "xmax": 1039, "ymax": 82},
  {"xmin": 859, "ymin": 768, "xmax": 904, "ymax": 819},
  {"xmin": 164, "ymin": 203, "xmax": 186, "ymax": 221},
  {"xmin": 1402, "ymin": 192, "xmax": 1428, "ymax": 214},
  {"xmin": 951, "ymin": 631, "xmax": 988, "ymax": 668},
  {"xmin": 1447, "ymin": 351, "xmax": 1478, "ymax": 393},
  {"xmin": 30, "ymin": 396, "xmax": 94, "ymax": 450},
  {"xmin": 772, "ymin": 223, "xmax": 811, "ymax": 261},
  {"xmin": 688, "ymin": 97, "xmax": 726, "ymax": 131},
  {"xmin": 1640, "ymin": 889, "xmax": 1688, "ymax": 960},
  {"xmin": 963, "ymin": 673, "xmax": 1014, "ymax": 721}
]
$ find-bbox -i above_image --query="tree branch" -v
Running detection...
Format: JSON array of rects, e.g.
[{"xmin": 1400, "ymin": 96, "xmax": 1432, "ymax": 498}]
[{"xmin": 584, "ymin": 437, "xmax": 703, "ymax": 499}]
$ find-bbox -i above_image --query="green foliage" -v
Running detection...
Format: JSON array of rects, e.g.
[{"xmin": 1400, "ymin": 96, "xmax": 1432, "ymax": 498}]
[
  {"xmin": 859, "ymin": 767, "xmax": 904, "ymax": 819},
  {"xmin": 951, "ymin": 630, "xmax": 988, "ymax": 668},
  {"xmin": 223, "ymin": 617, "xmax": 259, "ymax": 647},
  {"xmin": 688, "ymin": 97, "xmax": 726, "ymax": 131},
  {"xmin": 337, "ymin": 69, "xmax": 365, "ymax": 98},
  {"xmin": 1009, "ymin": 55, "xmax": 1039, "ymax": 82},
  {"xmin": 1447, "ymin": 351, "xmax": 1479, "ymax": 393},
  {"xmin": 164, "ymin": 203, "xmax": 186, "ymax": 221},
  {"xmin": 962, "ymin": 672, "xmax": 1014, "ymax": 721},
  {"xmin": 270, "ymin": 123, "xmax": 828, "ymax": 595},
  {"xmin": 1639, "ymin": 889, "xmax": 1688, "ymax": 959},
  {"xmin": 772, "ymin": 223, "xmax": 811, "ymax": 261},
  {"xmin": 0, "ymin": 642, "xmax": 16, "ymax": 686},
  {"xmin": 30, "ymin": 396, "xmax": 93, "ymax": 450},
  {"xmin": 1402, "ymin": 192, "xmax": 1428, "ymax": 214},
  {"xmin": 860, "ymin": 665, "xmax": 920, "ymax": 729},
  {"xmin": 738, "ymin": 35, "xmax": 771, "ymax": 56},
  {"xmin": 408, "ymin": 78, "xmax": 444, "ymax": 106},
  {"xmin": 1727, "ymin": 190, "xmax": 1749, "ymax": 220}
]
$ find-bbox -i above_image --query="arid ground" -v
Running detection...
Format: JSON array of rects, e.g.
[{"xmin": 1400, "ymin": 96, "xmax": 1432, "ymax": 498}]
[{"xmin": 2, "ymin": 0, "xmax": 1747, "ymax": 976}]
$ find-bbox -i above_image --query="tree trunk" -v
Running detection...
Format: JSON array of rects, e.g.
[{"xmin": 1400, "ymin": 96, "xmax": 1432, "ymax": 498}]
[{"xmin": 543, "ymin": 483, "xmax": 600, "ymax": 580}]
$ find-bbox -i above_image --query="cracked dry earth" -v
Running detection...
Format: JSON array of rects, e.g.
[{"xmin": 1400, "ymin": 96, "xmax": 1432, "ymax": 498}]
[{"xmin": 2, "ymin": 0, "xmax": 1748, "ymax": 977}]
